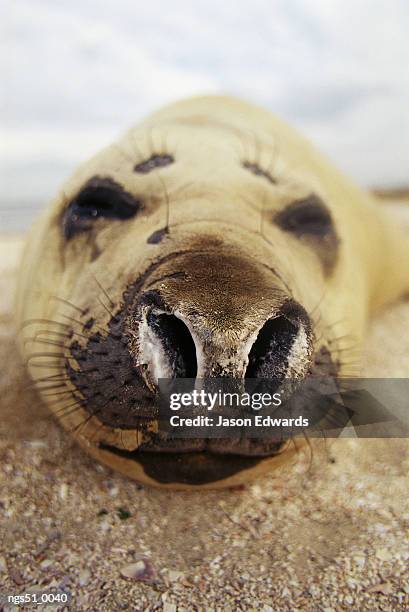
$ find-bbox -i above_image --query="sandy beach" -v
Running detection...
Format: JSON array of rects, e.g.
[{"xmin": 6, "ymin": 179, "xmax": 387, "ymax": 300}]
[{"xmin": 0, "ymin": 202, "xmax": 408, "ymax": 610}]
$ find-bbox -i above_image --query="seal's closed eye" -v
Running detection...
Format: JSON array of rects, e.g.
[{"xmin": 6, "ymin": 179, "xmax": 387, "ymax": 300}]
[
  {"xmin": 62, "ymin": 176, "xmax": 142, "ymax": 240},
  {"xmin": 274, "ymin": 194, "xmax": 334, "ymax": 238},
  {"xmin": 274, "ymin": 195, "xmax": 339, "ymax": 274}
]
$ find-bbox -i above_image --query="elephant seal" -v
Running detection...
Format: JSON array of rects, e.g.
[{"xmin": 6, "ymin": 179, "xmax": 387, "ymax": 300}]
[{"xmin": 15, "ymin": 96, "xmax": 409, "ymax": 489}]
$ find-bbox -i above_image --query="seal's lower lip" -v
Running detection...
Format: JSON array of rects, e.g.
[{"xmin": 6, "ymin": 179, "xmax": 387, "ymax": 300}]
[
  {"xmin": 99, "ymin": 445, "xmax": 278, "ymax": 485},
  {"xmin": 99, "ymin": 441, "xmax": 286, "ymax": 485}
]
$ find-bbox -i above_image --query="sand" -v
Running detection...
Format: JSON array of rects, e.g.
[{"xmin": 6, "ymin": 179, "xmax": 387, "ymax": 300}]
[{"xmin": 0, "ymin": 205, "xmax": 408, "ymax": 611}]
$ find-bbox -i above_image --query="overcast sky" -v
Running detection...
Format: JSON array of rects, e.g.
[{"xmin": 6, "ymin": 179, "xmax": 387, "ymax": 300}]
[{"xmin": 1, "ymin": 0, "xmax": 408, "ymax": 229}]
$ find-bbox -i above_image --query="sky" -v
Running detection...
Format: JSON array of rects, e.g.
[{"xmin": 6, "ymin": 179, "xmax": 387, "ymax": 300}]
[{"xmin": 1, "ymin": 0, "xmax": 408, "ymax": 230}]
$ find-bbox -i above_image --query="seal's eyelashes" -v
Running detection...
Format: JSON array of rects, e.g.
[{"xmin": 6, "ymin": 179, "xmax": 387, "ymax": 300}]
[
  {"xmin": 134, "ymin": 154, "xmax": 174, "ymax": 174},
  {"xmin": 62, "ymin": 176, "xmax": 142, "ymax": 240}
]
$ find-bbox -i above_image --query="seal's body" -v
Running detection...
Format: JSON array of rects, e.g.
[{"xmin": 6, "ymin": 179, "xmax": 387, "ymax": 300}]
[{"xmin": 15, "ymin": 96, "xmax": 409, "ymax": 488}]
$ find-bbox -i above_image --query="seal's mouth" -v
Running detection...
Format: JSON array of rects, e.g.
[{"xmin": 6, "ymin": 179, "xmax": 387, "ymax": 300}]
[{"xmin": 98, "ymin": 443, "xmax": 286, "ymax": 485}]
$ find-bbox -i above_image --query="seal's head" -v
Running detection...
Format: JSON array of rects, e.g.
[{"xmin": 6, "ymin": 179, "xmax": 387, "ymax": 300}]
[{"xmin": 15, "ymin": 96, "xmax": 409, "ymax": 488}]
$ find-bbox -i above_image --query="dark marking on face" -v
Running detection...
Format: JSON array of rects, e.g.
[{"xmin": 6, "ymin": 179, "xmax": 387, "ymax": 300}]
[
  {"xmin": 242, "ymin": 161, "xmax": 276, "ymax": 185},
  {"xmin": 99, "ymin": 446, "xmax": 265, "ymax": 485},
  {"xmin": 64, "ymin": 257, "xmax": 196, "ymax": 430},
  {"xmin": 147, "ymin": 227, "xmax": 169, "ymax": 244},
  {"xmin": 134, "ymin": 154, "xmax": 174, "ymax": 174},
  {"xmin": 274, "ymin": 194, "xmax": 340, "ymax": 274},
  {"xmin": 61, "ymin": 176, "xmax": 142, "ymax": 240},
  {"xmin": 67, "ymin": 311, "xmax": 158, "ymax": 429}
]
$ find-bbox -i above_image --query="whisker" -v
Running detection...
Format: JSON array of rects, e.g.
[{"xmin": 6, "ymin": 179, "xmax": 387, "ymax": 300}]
[
  {"xmin": 25, "ymin": 329, "xmax": 89, "ymax": 341},
  {"xmin": 30, "ymin": 329, "xmax": 71, "ymax": 338},
  {"xmin": 27, "ymin": 373, "xmax": 68, "ymax": 384},
  {"xmin": 336, "ymin": 358, "xmax": 361, "ymax": 367},
  {"xmin": 161, "ymin": 129, "xmax": 170, "ymax": 156},
  {"xmin": 322, "ymin": 318, "xmax": 349, "ymax": 331},
  {"xmin": 47, "ymin": 396, "xmax": 81, "ymax": 411},
  {"xmin": 89, "ymin": 420, "xmax": 106, "ymax": 444},
  {"xmin": 26, "ymin": 352, "xmax": 67, "ymax": 363},
  {"xmin": 29, "ymin": 363, "xmax": 67, "ymax": 370},
  {"xmin": 52, "ymin": 396, "xmax": 87, "ymax": 413},
  {"xmin": 147, "ymin": 125, "xmax": 156, "ymax": 156},
  {"xmin": 20, "ymin": 318, "xmax": 72, "ymax": 330},
  {"xmin": 59, "ymin": 314, "xmax": 86, "ymax": 327},
  {"xmin": 30, "ymin": 382, "xmax": 70, "ymax": 392},
  {"xmin": 41, "ymin": 389, "xmax": 75, "ymax": 398},
  {"xmin": 31, "ymin": 383, "xmax": 68, "ymax": 391},
  {"xmin": 69, "ymin": 412, "xmax": 95, "ymax": 436},
  {"xmin": 265, "ymin": 136, "xmax": 280, "ymax": 180},
  {"xmin": 50, "ymin": 296, "xmax": 87, "ymax": 315},
  {"xmin": 25, "ymin": 338, "xmax": 67, "ymax": 349},
  {"xmin": 57, "ymin": 406, "xmax": 85, "ymax": 420},
  {"xmin": 66, "ymin": 378, "xmax": 133, "ymax": 435},
  {"xmin": 169, "ymin": 180, "xmax": 196, "ymax": 201},
  {"xmin": 259, "ymin": 187, "xmax": 267, "ymax": 237},
  {"xmin": 59, "ymin": 313, "xmax": 106, "ymax": 335},
  {"xmin": 92, "ymin": 276, "xmax": 116, "ymax": 309},
  {"xmin": 97, "ymin": 297, "xmax": 118, "ymax": 321},
  {"xmin": 156, "ymin": 173, "xmax": 171, "ymax": 232},
  {"xmin": 131, "ymin": 130, "xmax": 145, "ymax": 165},
  {"xmin": 308, "ymin": 291, "xmax": 327, "ymax": 321}
]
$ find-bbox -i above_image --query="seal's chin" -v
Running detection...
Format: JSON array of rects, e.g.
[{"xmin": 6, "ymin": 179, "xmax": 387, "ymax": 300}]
[{"xmin": 98, "ymin": 443, "xmax": 288, "ymax": 486}]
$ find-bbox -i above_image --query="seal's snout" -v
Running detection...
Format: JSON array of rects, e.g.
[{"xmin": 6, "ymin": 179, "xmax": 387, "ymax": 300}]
[{"xmin": 65, "ymin": 249, "xmax": 315, "ymax": 432}]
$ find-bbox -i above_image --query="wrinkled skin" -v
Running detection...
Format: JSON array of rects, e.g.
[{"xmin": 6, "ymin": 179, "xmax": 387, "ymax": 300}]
[{"xmin": 15, "ymin": 96, "xmax": 409, "ymax": 488}]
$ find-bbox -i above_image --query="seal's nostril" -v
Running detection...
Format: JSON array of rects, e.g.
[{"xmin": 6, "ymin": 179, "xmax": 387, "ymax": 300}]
[
  {"xmin": 246, "ymin": 301, "xmax": 312, "ymax": 380},
  {"xmin": 246, "ymin": 316, "xmax": 299, "ymax": 379},
  {"xmin": 147, "ymin": 312, "xmax": 197, "ymax": 378}
]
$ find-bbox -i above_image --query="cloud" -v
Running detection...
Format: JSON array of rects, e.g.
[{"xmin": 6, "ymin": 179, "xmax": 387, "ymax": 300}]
[{"xmin": 1, "ymin": 0, "xmax": 408, "ymax": 229}]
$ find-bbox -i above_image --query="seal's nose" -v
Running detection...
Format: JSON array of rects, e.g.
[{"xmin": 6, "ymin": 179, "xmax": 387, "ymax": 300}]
[
  {"xmin": 134, "ymin": 248, "xmax": 313, "ymax": 384},
  {"xmin": 139, "ymin": 294, "xmax": 312, "ymax": 383}
]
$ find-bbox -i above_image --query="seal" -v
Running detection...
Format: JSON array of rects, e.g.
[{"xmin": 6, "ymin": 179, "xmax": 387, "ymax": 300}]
[{"xmin": 15, "ymin": 96, "xmax": 409, "ymax": 489}]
